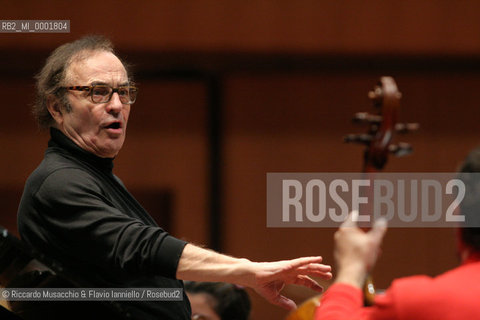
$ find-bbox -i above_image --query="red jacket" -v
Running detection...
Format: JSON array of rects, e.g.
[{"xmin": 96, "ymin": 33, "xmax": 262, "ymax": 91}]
[{"xmin": 315, "ymin": 258, "xmax": 480, "ymax": 320}]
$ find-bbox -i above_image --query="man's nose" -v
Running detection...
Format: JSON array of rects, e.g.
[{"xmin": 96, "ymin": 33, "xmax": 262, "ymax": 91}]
[{"xmin": 106, "ymin": 92, "xmax": 123, "ymax": 113}]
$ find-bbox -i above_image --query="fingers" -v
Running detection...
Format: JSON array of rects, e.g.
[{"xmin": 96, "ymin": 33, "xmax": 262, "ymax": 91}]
[
  {"xmin": 268, "ymin": 294, "xmax": 297, "ymax": 311},
  {"xmin": 370, "ymin": 217, "xmax": 388, "ymax": 244},
  {"xmin": 319, "ymin": 270, "xmax": 333, "ymax": 280},
  {"xmin": 340, "ymin": 211, "xmax": 388, "ymax": 241},
  {"xmin": 256, "ymin": 282, "xmax": 297, "ymax": 311},
  {"xmin": 294, "ymin": 275, "xmax": 324, "ymax": 293},
  {"xmin": 263, "ymin": 276, "xmax": 325, "ymax": 310},
  {"xmin": 287, "ymin": 257, "xmax": 332, "ymax": 273},
  {"xmin": 290, "ymin": 257, "xmax": 332, "ymax": 281},
  {"xmin": 297, "ymin": 264, "xmax": 332, "ymax": 280},
  {"xmin": 254, "ymin": 256, "xmax": 332, "ymax": 310},
  {"xmin": 340, "ymin": 210, "xmax": 359, "ymax": 229},
  {"xmin": 297, "ymin": 262, "xmax": 331, "ymax": 272},
  {"xmin": 287, "ymin": 256, "xmax": 324, "ymax": 269},
  {"xmin": 254, "ymin": 258, "xmax": 332, "ymax": 311}
]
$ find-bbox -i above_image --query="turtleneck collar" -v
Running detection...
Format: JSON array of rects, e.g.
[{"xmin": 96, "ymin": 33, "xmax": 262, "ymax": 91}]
[{"xmin": 48, "ymin": 127, "xmax": 114, "ymax": 172}]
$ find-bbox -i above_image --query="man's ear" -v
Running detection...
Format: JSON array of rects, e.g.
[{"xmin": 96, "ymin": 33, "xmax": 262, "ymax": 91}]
[{"xmin": 46, "ymin": 95, "xmax": 64, "ymax": 125}]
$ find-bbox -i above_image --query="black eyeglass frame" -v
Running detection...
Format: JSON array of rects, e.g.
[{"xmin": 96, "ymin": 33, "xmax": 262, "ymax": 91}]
[{"xmin": 62, "ymin": 85, "xmax": 138, "ymax": 105}]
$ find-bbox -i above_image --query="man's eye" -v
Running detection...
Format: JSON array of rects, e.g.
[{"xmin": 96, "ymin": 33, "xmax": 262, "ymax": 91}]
[
  {"xmin": 117, "ymin": 87, "xmax": 129, "ymax": 96},
  {"xmin": 92, "ymin": 87, "xmax": 110, "ymax": 96}
]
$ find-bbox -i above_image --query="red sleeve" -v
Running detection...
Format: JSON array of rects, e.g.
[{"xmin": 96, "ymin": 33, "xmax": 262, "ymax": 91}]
[{"xmin": 315, "ymin": 283, "xmax": 398, "ymax": 320}]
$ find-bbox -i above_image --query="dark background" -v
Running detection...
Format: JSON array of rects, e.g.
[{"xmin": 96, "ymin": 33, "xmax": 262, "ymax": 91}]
[{"xmin": 2, "ymin": 1, "xmax": 480, "ymax": 319}]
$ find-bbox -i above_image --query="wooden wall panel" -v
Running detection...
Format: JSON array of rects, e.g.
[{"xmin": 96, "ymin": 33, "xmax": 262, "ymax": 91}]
[{"xmin": 1, "ymin": 1, "xmax": 480, "ymax": 55}]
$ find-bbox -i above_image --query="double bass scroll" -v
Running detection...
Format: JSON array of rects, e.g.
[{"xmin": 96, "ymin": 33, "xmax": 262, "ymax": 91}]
[{"xmin": 345, "ymin": 76, "xmax": 418, "ymax": 172}]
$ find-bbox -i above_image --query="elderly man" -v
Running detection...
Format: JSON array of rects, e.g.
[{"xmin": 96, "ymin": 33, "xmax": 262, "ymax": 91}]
[
  {"xmin": 16, "ymin": 36, "xmax": 331, "ymax": 319},
  {"xmin": 315, "ymin": 148, "xmax": 480, "ymax": 319}
]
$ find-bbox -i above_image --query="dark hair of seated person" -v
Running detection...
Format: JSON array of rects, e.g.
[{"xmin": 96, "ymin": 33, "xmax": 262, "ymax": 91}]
[
  {"xmin": 458, "ymin": 147, "xmax": 480, "ymax": 251},
  {"xmin": 184, "ymin": 281, "xmax": 251, "ymax": 320}
]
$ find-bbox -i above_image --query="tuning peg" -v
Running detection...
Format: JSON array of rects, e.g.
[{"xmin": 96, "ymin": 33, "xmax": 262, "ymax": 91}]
[
  {"xmin": 353, "ymin": 112, "xmax": 382, "ymax": 124},
  {"xmin": 368, "ymin": 86, "xmax": 383, "ymax": 101},
  {"xmin": 395, "ymin": 123, "xmax": 419, "ymax": 134},
  {"xmin": 368, "ymin": 85, "xmax": 402, "ymax": 108},
  {"xmin": 388, "ymin": 142, "xmax": 413, "ymax": 157},
  {"xmin": 344, "ymin": 134, "xmax": 373, "ymax": 145}
]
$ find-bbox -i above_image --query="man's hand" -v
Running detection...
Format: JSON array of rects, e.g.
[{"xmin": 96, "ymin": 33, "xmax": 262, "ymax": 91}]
[
  {"xmin": 334, "ymin": 211, "xmax": 387, "ymax": 288},
  {"xmin": 176, "ymin": 244, "xmax": 331, "ymax": 310},
  {"xmin": 248, "ymin": 256, "xmax": 332, "ymax": 310}
]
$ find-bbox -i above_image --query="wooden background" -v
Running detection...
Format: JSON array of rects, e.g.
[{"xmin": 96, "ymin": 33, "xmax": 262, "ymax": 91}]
[{"xmin": 2, "ymin": 1, "xmax": 480, "ymax": 319}]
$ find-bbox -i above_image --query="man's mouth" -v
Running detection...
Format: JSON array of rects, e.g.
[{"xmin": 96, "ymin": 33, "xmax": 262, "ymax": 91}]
[
  {"xmin": 103, "ymin": 121, "xmax": 123, "ymax": 133},
  {"xmin": 105, "ymin": 122, "xmax": 121, "ymax": 129}
]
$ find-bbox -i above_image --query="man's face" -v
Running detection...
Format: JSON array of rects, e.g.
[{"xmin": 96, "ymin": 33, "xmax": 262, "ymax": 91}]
[{"xmin": 55, "ymin": 50, "xmax": 131, "ymax": 158}]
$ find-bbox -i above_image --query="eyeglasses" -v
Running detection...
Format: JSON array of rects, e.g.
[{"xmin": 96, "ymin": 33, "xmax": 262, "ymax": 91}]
[{"xmin": 63, "ymin": 84, "xmax": 138, "ymax": 104}]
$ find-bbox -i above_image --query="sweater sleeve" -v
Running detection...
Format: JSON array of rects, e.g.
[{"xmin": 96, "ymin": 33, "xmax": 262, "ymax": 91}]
[
  {"xmin": 22, "ymin": 168, "xmax": 187, "ymax": 279},
  {"xmin": 315, "ymin": 283, "xmax": 399, "ymax": 320}
]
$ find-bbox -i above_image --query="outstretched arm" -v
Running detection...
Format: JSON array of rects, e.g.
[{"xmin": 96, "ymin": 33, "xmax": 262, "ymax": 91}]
[{"xmin": 176, "ymin": 243, "xmax": 332, "ymax": 310}]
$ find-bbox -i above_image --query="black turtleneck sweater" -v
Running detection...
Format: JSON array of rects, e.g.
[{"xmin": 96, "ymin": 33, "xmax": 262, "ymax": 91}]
[{"xmin": 17, "ymin": 128, "xmax": 191, "ymax": 319}]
